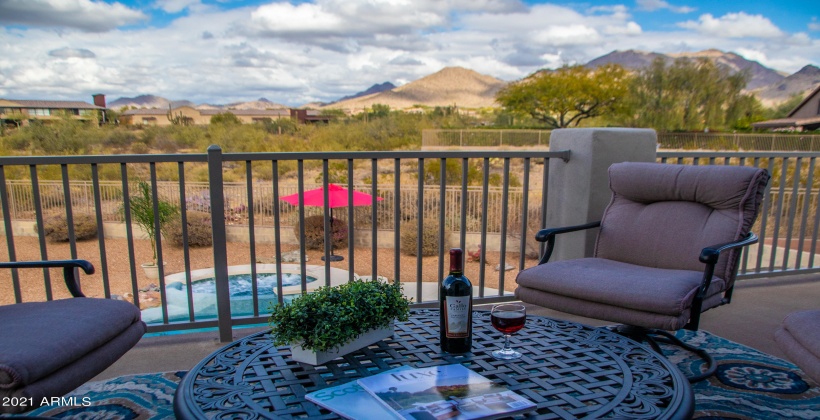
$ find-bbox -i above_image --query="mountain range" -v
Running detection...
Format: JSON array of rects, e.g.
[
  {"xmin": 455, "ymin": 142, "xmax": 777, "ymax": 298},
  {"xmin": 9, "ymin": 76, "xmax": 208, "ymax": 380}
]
[{"xmin": 108, "ymin": 49, "xmax": 819, "ymax": 111}]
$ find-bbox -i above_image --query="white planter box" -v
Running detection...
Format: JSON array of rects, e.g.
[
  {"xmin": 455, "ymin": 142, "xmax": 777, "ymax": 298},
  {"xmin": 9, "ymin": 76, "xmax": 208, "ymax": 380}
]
[{"xmin": 290, "ymin": 322, "xmax": 395, "ymax": 365}]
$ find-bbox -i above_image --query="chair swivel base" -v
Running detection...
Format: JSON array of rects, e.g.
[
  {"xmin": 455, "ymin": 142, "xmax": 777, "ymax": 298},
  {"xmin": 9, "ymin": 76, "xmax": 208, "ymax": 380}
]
[{"xmin": 610, "ymin": 325, "xmax": 717, "ymax": 383}]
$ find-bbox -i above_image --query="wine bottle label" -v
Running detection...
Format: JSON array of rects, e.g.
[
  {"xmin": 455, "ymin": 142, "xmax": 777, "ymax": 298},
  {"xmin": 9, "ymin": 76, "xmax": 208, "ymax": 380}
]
[{"xmin": 444, "ymin": 296, "xmax": 470, "ymax": 338}]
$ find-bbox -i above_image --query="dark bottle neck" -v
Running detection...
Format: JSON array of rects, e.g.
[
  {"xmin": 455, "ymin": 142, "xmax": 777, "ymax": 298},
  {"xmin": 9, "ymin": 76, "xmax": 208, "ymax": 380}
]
[{"xmin": 449, "ymin": 248, "xmax": 464, "ymax": 275}]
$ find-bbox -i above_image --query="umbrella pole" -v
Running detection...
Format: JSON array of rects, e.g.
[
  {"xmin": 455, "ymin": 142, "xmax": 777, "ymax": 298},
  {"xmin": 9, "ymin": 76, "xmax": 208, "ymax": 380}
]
[{"xmin": 323, "ymin": 208, "xmax": 344, "ymax": 262}]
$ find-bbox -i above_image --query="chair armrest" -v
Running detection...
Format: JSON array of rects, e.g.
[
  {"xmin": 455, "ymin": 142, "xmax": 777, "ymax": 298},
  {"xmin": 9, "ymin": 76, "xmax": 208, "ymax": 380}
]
[
  {"xmin": 686, "ymin": 232, "xmax": 759, "ymax": 330},
  {"xmin": 535, "ymin": 221, "xmax": 601, "ymax": 264},
  {"xmin": 699, "ymin": 232, "xmax": 759, "ymax": 265},
  {"xmin": 0, "ymin": 259, "xmax": 94, "ymax": 298}
]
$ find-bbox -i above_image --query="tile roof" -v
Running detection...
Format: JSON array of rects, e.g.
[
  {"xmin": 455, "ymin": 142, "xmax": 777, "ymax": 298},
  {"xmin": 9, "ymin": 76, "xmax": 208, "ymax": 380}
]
[{"xmin": 2, "ymin": 99, "xmax": 103, "ymax": 109}]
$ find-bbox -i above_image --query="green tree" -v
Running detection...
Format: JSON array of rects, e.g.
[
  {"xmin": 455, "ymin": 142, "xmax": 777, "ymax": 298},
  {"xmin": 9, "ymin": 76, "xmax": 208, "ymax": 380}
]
[
  {"xmin": 765, "ymin": 94, "xmax": 805, "ymax": 120},
  {"xmin": 618, "ymin": 57, "xmax": 759, "ymax": 132},
  {"xmin": 496, "ymin": 64, "xmax": 631, "ymax": 129},
  {"xmin": 210, "ymin": 112, "xmax": 242, "ymax": 125}
]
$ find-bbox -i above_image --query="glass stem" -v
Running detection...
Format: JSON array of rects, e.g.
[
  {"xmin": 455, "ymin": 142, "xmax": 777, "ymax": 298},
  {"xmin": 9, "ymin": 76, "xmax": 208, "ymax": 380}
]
[{"xmin": 503, "ymin": 334, "xmax": 511, "ymax": 352}]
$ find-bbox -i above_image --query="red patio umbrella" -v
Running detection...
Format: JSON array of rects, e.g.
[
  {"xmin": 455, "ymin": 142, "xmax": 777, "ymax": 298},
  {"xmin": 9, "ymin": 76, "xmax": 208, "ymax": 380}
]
[{"xmin": 280, "ymin": 184, "xmax": 383, "ymax": 261}]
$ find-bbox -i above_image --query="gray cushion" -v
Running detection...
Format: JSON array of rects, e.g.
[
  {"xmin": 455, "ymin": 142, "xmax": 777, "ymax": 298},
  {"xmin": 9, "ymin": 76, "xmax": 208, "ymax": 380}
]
[
  {"xmin": 516, "ymin": 258, "xmax": 725, "ymax": 316},
  {"xmin": 595, "ymin": 162, "xmax": 769, "ymax": 287},
  {"xmin": 775, "ymin": 310, "xmax": 820, "ymax": 384},
  {"xmin": 0, "ymin": 298, "xmax": 145, "ymax": 391}
]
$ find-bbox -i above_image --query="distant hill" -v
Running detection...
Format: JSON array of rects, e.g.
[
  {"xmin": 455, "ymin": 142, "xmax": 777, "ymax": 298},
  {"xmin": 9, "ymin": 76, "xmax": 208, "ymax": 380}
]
[
  {"xmin": 197, "ymin": 98, "xmax": 288, "ymax": 110},
  {"xmin": 753, "ymin": 65, "xmax": 820, "ymax": 107},
  {"xmin": 108, "ymin": 95, "xmax": 193, "ymax": 110},
  {"xmin": 671, "ymin": 49, "xmax": 785, "ymax": 90},
  {"xmin": 586, "ymin": 50, "xmax": 666, "ymax": 71},
  {"xmin": 109, "ymin": 95, "xmax": 287, "ymax": 110},
  {"xmin": 585, "ymin": 49, "xmax": 819, "ymax": 106},
  {"xmin": 324, "ymin": 67, "xmax": 505, "ymax": 111},
  {"xmin": 587, "ymin": 49, "xmax": 784, "ymax": 90},
  {"xmin": 333, "ymin": 82, "xmax": 397, "ymax": 104}
]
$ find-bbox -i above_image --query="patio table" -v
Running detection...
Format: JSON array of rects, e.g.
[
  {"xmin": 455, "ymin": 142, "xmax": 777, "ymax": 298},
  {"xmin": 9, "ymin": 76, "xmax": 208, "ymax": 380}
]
[{"xmin": 174, "ymin": 309, "xmax": 694, "ymax": 419}]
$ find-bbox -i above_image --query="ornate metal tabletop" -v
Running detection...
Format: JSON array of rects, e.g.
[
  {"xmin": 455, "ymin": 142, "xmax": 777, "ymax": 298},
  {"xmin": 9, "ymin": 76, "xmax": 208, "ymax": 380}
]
[{"xmin": 174, "ymin": 309, "xmax": 694, "ymax": 419}]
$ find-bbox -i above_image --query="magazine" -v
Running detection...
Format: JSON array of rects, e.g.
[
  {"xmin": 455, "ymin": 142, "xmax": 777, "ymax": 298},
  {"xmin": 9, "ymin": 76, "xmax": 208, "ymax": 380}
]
[
  {"xmin": 357, "ymin": 364, "xmax": 537, "ymax": 420},
  {"xmin": 305, "ymin": 366, "xmax": 411, "ymax": 420}
]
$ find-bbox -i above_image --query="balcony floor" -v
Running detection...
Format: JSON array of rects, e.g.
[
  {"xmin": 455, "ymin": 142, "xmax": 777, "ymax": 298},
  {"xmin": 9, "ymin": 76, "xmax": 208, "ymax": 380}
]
[{"xmin": 95, "ymin": 273, "xmax": 820, "ymax": 382}]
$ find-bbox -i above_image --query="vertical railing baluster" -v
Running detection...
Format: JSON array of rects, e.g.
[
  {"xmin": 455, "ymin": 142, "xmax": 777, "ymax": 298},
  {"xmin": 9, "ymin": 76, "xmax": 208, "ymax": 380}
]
[
  {"xmin": 371, "ymin": 158, "xmax": 378, "ymax": 280},
  {"xmin": 297, "ymin": 160, "xmax": 307, "ymax": 293},
  {"xmin": 498, "ymin": 158, "xmax": 511, "ymax": 296},
  {"xmin": 149, "ymin": 163, "xmax": 168, "ymax": 324},
  {"xmin": 207, "ymin": 146, "xmax": 232, "ymax": 342},
  {"xmin": 272, "ymin": 160, "xmax": 284, "ymax": 304},
  {"xmin": 347, "ymin": 159, "xmax": 355, "ymax": 282},
  {"xmin": 245, "ymin": 161, "xmax": 259, "ymax": 317},
  {"xmin": 120, "ymin": 163, "xmax": 140, "ymax": 309},
  {"xmin": 393, "ymin": 158, "xmax": 401, "ymax": 285},
  {"xmin": 90, "ymin": 164, "xmax": 110, "ymax": 298},
  {"xmin": 61, "ymin": 164, "xmax": 77, "ymax": 261},
  {"xmin": 0, "ymin": 165, "xmax": 22, "ymax": 303},
  {"xmin": 479, "ymin": 158, "xmax": 490, "ymax": 298},
  {"xmin": 460, "ymin": 159, "xmax": 468, "ymax": 252},
  {"xmin": 416, "ymin": 158, "xmax": 424, "ymax": 303},
  {"xmin": 178, "ymin": 162, "xmax": 194, "ymax": 321},
  {"xmin": 519, "ymin": 158, "xmax": 531, "ymax": 270},
  {"xmin": 783, "ymin": 157, "xmax": 802, "ymax": 270},
  {"xmin": 29, "ymin": 165, "xmax": 51, "ymax": 300},
  {"xmin": 321, "ymin": 159, "xmax": 331, "ymax": 286},
  {"xmin": 438, "ymin": 158, "xmax": 446, "ymax": 287},
  {"xmin": 796, "ymin": 158, "xmax": 815, "ymax": 269},
  {"xmin": 769, "ymin": 158, "xmax": 788, "ymax": 272},
  {"xmin": 753, "ymin": 157, "xmax": 768, "ymax": 274}
]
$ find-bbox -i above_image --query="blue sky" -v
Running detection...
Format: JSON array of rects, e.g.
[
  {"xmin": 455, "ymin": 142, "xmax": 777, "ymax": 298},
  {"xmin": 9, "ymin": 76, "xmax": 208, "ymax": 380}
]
[{"xmin": 1, "ymin": 0, "xmax": 818, "ymax": 106}]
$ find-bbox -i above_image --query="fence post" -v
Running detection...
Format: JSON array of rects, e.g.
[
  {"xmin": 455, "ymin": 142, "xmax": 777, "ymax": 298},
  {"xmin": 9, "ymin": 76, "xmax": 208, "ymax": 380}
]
[{"xmin": 207, "ymin": 145, "xmax": 232, "ymax": 342}]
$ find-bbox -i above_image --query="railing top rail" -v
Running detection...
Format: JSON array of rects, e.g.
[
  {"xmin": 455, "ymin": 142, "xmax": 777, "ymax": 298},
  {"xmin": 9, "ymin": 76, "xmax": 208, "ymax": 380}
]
[
  {"xmin": 658, "ymin": 151, "xmax": 820, "ymax": 158},
  {"xmin": 0, "ymin": 150, "xmax": 571, "ymax": 166},
  {"xmin": 0, "ymin": 153, "xmax": 208, "ymax": 166},
  {"xmin": 221, "ymin": 150, "xmax": 570, "ymax": 161}
]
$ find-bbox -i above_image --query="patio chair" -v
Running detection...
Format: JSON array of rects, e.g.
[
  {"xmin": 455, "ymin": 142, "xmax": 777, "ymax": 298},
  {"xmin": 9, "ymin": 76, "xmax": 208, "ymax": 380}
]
[
  {"xmin": 0, "ymin": 259, "xmax": 146, "ymax": 414},
  {"xmin": 515, "ymin": 162, "xmax": 770, "ymax": 382},
  {"xmin": 775, "ymin": 309, "xmax": 820, "ymax": 384}
]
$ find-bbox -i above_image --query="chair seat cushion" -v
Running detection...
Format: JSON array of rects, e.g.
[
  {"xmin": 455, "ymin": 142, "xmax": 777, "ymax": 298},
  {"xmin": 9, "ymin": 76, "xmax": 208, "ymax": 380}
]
[
  {"xmin": 0, "ymin": 298, "xmax": 143, "ymax": 390},
  {"xmin": 516, "ymin": 258, "xmax": 725, "ymax": 317}
]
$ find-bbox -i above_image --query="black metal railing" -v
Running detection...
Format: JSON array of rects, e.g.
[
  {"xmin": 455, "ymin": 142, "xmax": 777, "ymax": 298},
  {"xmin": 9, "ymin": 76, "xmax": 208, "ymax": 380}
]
[{"xmin": 0, "ymin": 147, "xmax": 568, "ymax": 341}]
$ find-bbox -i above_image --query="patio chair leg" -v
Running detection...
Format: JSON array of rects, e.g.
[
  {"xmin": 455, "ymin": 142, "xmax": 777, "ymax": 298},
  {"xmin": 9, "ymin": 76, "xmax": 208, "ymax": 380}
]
[{"xmin": 609, "ymin": 325, "xmax": 717, "ymax": 383}]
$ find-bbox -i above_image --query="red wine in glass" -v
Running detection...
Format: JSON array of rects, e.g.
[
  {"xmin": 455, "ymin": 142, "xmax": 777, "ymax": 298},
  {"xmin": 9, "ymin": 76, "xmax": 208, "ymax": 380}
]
[
  {"xmin": 492, "ymin": 311, "xmax": 526, "ymax": 334},
  {"xmin": 491, "ymin": 304, "xmax": 526, "ymax": 360}
]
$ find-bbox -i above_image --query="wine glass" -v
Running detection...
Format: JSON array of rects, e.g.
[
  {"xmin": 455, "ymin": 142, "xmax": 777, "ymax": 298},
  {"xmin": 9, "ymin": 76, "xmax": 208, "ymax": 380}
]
[{"xmin": 491, "ymin": 303, "xmax": 526, "ymax": 360}]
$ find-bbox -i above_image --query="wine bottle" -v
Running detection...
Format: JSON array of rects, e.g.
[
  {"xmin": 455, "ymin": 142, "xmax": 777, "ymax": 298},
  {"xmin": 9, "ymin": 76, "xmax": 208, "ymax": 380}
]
[{"xmin": 440, "ymin": 248, "xmax": 472, "ymax": 353}]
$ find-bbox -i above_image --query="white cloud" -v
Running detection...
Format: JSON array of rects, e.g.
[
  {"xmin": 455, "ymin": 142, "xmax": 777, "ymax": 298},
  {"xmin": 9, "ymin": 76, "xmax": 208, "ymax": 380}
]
[
  {"xmin": 48, "ymin": 47, "xmax": 96, "ymax": 59},
  {"xmin": 809, "ymin": 21, "xmax": 820, "ymax": 31},
  {"xmin": 603, "ymin": 21, "xmax": 642, "ymax": 36},
  {"xmin": 532, "ymin": 25, "xmax": 601, "ymax": 47},
  {"xmin": 0, "ymin": 0, "xmax": 816, "ymax": 106},
  {"xmin": 153, "ymin": 0, "xmax": 203, "ymax": 14},
  {"xmin": 677, "ymin": 12, "xmax": 784, "ymax": 39},
  {"xmin": 637, "ymin": 0, "xmax": 696, "ymax": 14},
  {"xmin": 0, "ymin": 0, "xmax": 147, "ymax": 32}
]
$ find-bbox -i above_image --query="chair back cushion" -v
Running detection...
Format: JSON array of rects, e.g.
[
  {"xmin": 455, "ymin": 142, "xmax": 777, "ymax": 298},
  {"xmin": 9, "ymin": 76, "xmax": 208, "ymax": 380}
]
[{"xmin": 594, "ymin": 162, "xmax": 769, "ymax": 285}]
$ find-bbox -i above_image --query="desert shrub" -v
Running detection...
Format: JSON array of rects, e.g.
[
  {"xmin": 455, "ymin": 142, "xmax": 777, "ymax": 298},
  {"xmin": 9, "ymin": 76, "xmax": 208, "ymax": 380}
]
[
  {"xmin": 295, "ymin": 215, "xmax": 348, "ymax": 250},
  {"xmin": 400, "ymin": 218, "xmax": 441, "ymax": 256},
  {"xmin": 131, "ymin": 142, "xmax": 149, "ymax": 154},
  {"xmin": 102, "ymin": 130, "xmax": 137, "ymax": 149},
  {"xmin": 164, "ymin": 211, "xmax": 213, "ymax": 247},
  {"xmin": 41, "ymin": 212, "xmax": 98, "ymax": 242}
]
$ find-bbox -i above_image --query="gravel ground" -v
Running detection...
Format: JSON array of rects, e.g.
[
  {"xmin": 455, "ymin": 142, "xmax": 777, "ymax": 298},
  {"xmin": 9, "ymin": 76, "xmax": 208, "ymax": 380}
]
[{"xmin": 0, "ymin": 236, "xmax": 530, "ymax": 307}]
